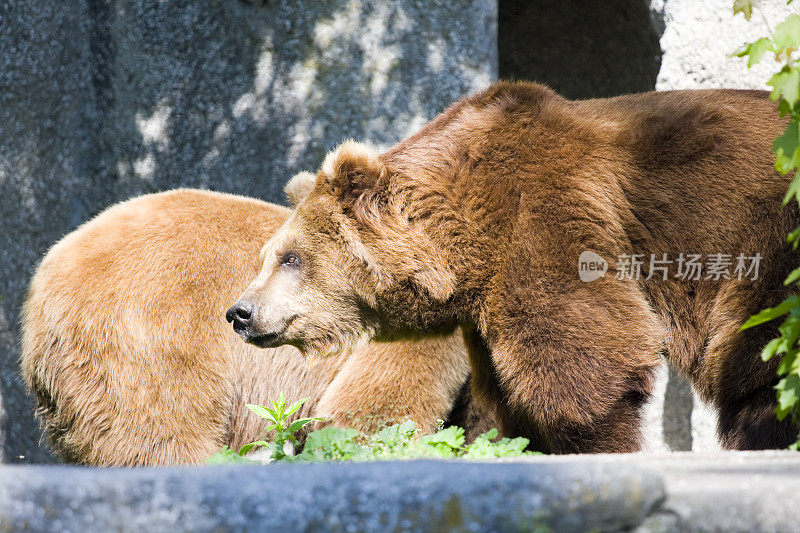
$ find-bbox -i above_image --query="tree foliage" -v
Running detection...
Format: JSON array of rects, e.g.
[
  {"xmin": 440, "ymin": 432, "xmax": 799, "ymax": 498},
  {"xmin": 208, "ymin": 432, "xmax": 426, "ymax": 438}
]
[{"xmin": 735, "ymin": 1, "xmax": 800, "ymax": 447}]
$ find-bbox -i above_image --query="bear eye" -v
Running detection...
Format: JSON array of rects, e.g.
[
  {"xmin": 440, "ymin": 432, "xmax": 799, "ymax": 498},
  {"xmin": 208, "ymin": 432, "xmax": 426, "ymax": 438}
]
[{"xmin": 280, "ymin": 252, "xmax": 300, "ymax": 267}]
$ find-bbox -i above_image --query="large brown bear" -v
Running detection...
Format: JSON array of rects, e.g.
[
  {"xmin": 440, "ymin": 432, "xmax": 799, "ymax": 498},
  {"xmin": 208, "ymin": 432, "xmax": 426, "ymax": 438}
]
[
  {"xmin": 228, "ymin": 81, "xmax": 800, "ymax": 453},
  {"xmin": 21, "ymin": 188, "xmax": 490, "ymax": 466}
]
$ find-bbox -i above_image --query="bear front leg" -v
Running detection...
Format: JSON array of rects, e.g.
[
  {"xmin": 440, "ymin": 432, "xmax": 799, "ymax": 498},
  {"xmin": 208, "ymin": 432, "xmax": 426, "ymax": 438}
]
[
  {"xmin": 463, "ymin": 327, "xmax": 549, "ymax": 451},
  {"xmin": 478, "ymin": 276, "xmax": 664, "ymax": 454},
  {"xmin": 312, "ymin": 330, "xmax": 471, "ymax": 434}
]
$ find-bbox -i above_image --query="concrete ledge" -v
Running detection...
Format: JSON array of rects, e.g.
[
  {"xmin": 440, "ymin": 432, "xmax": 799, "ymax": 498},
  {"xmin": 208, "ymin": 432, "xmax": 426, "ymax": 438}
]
[
  {"xmin": 635, "ymin": 451, "xmax": 800, "ymax": 532},
  {"xmin": 2, "ymin": 452, "xmax": 799, "ymax": 532},
  {"xmin": 0, "ymin": 460, "xmax": 662, "ymax": 532},
  {"xmin": 532, "ymin": 451, "xmax": 800, "ymax": 532}
]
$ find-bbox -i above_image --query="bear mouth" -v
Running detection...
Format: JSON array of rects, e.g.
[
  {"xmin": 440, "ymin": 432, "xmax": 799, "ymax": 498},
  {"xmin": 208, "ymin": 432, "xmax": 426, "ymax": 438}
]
[
  {"xmin": 239, "ymin": 314, "xmax": 299, "ymax": 349},
  {"xmin": 245, "ymin": 332, "xmax": 284, "ymax": 349}
]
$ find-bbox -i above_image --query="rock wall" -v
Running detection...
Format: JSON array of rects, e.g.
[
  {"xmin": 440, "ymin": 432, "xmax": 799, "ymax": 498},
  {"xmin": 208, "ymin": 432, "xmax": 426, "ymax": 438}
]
[{"xmin": 499, "ymin": 0, "xmax": 662, "ymax": 98}]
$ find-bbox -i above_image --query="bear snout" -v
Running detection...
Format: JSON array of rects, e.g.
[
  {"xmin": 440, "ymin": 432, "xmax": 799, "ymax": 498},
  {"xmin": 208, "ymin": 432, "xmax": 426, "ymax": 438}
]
[
  {"xmin": 226, "ymin": 301, "xmax": 256, "ymax": 337},
  {"xmin": 226, "ymin": 300, "xmax": 292, "ymax": 348}
]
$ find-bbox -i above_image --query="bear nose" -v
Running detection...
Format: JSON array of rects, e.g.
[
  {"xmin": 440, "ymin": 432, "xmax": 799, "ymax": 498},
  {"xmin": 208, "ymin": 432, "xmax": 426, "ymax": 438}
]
[{"xmin": 226, "ymin": 301, "xmax": 254, "ymax": 334}]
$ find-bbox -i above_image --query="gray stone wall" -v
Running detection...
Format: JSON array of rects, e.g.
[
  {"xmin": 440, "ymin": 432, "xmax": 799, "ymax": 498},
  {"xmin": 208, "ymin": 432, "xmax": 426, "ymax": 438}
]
[
  {"xmin": 499, "ymin": 0, "xmax": 662, "ymax": 98},
  {"xmin": 1, "ymin": 1, "xmax": 96, "ymax": 463},
  {"xmin": 0, "ymin": 0, "xmax": 497, "ymax": 463}
]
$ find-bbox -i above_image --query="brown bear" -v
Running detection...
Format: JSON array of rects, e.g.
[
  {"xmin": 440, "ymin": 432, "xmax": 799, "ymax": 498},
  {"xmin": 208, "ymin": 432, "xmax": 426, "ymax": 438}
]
[
  {"xmin": 228, "ymin": 81, "xmax": 800, "ymax": 453},
  {"xmin": 21, "ymin": 188, "xmax": 491, "ymax": 466}
]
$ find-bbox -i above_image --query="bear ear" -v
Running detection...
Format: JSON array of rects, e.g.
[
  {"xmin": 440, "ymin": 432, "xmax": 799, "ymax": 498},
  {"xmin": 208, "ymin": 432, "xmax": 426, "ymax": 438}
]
[
  {"xmin": 284, "ymin": 171, "xmax": 317, "ymax": 207},
  {"xmin": 322, "ymin": 140, "xmax": 388, "ymax": 220}
]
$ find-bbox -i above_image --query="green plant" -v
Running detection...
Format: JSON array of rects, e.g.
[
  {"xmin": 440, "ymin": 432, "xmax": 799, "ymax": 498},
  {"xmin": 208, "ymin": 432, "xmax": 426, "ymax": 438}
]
[
  {"xmin": 207, "ymin": 394, "xmax": 325, "ymax": 464},
  {"xmin": 207, "ymin": 397, "xmax": 538, "ymax": 464},
  {"xmin": 735, "ymin": 1, "xmax": 800, "ymax": 447}
]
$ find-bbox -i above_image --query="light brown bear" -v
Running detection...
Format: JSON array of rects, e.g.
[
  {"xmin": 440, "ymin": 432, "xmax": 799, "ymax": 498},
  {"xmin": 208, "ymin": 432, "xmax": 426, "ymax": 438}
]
[
  {"xmin": 229, "ymin": 81, "xmax": 800, "ymax": 453},
  {"xmin": 21, "ymin": 188, "xmax": 490, "ymax": 466}
]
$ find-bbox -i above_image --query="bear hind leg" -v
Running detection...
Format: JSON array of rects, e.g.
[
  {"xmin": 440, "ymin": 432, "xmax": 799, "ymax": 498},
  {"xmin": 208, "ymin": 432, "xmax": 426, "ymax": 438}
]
[{"xmin": 717, "ymin": 384, "xmax": 798, "ymax": 450}]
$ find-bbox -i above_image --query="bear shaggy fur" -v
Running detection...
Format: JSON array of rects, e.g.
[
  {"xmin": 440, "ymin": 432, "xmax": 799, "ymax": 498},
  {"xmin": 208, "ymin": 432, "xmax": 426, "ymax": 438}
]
[
  {"xmin": 20, "ymin": 189, "xmax": 490, "ymax": 466},
  {"xmin": 232, "ymin": 81, "xmax": 800, "ymax": 453}
]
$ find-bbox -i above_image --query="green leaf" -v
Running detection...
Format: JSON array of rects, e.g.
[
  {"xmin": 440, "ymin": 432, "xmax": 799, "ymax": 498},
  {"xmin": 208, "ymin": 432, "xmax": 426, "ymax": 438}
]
[
  {"xmin": 775, "ymin": 374, "xmax": 800, "ymax": 420},
  {"xmin": 786, "ymin": 266, "xmax": 800, "ymax": 285},
  {"xmin": 776, "ymin": 309, "xmax": 800, "ymax": 354},
  {"xmin": 238, "ymin": 442, "xmax": 255, "ymax": 455},
  {"xmin": 777, "ymin": 348, "xmax": 800, "ymax": 375},
  {"xmin": 311, "ymin": 431, "xmax": 366, "ymax": 461},
  {"xmin": 762, "ymin": 337, "xmax": 782, "ymax": 361},
  {"xmin": 733, "ymin": 0, "xmax": 757, "ymax": 20},
  {"xmin": 417, "ymin": 425, "xmax": 465, "ymax": 451},
  {"xmin": 734, "ymin": 38, "xmax": 774, "ymax": 67},
  {"xmin": 286, "ymin": 396, "xmax": 310, "ymax": 417},
  {"xmin": 373, "ymin": 420, "xmax": 418, "ymax": 448},
  {"xmin": 239, "ymin": 442, "xmax": 255, "ymax": 455},
  {"xmin": 778, "ymin": 98, "xmax": 793, "ymax": 118},
  {"xmin": 774, "ymin": 14, "xmax": 800, "ymax": 52},
  {"xmin": 768, "ymin": 67, "xmax": 800, "ymax": 110},
  {"xmin": 773, "ymin": 120, "xmax": 800, "ymax": 175},
  {"xmin": 786, "ymin": 225, "xmax": 800, "ymax": 247},
  {"xmin": 397, "ymin": 419, "xmax": 418, "ymax": 438},
  {"xmin": 748, "ymin": 38, "xmax": 774, "ymax": 67},
  {"xmin": 477, "ymin": 428, "xmax": 499, "ymax": 440},
  {"xmin": 266, "ymin": 404, "xmax": 282, "ymax": 420},
  {"xmin": 272, "ymin": 394, "xmax": 287, "ymax": 419},
  {"xmin": 206, "ymin": 446, "xmax": 260, "ymax": 465},
  {"xmin": 304, "ymin": 427, "xmax": 362, "ymax": 451},
  {"xmin": 463, "ymin": 428, "xmax": 534, "ymax": 458},
  {"xmin": 740, "ymin": 295, "xmax": 800, "ymax": 330},
  {"xmin": 287, "ymin": 416, "xmax": 326, "ymax": 433},
  {"xmin": 784, "ymin": 171, "xmax": 800, "ymax": 210},
  {"xmin": 237, "ymin": 440, "xmax": 270, "ymax": 455},
  {"xmin": 245, "ymin": 404, "xmax": 275, "ymax": 420}
]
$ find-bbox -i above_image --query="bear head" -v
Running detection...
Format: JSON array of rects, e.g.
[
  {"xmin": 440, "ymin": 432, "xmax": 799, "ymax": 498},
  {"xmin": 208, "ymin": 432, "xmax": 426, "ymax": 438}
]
[{"xmin": 227, "ymin": 140, "xmax": 457, "ymax": 358}]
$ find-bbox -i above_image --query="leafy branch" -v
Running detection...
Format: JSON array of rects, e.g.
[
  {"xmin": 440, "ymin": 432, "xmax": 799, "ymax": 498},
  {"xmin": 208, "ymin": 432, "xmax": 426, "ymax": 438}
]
[{"xmin": 735, "ymin": 1, "xmax": 800, "ymax": 446}]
